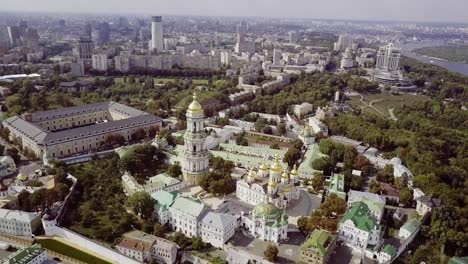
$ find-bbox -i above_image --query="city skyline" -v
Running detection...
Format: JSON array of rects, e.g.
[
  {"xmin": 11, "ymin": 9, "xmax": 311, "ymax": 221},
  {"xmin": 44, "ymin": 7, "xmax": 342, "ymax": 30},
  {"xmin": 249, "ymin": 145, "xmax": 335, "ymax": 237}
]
[{"xmin": 1, "ymin": 0, "xmax": 468, "ymax": 23}]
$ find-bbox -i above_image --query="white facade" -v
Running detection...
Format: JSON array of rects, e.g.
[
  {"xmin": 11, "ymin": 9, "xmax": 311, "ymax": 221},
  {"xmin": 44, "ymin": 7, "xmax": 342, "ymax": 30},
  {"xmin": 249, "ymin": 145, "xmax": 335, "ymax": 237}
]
[
  {"xmin": 340, "ymin": 48, "xmax": 354, "ymax": 69},
  {"xmin": 272, "ymin": 49, "xmax": 282, "ymax": 66},
  {"xmin": 309, "ymin": 116, "xmax": 328, "ymax": 137},
  {"xmin": 293, "ymin": 102, "xmax": 313, "ymax": 118},
  {"xmin": 236, "ymin": 158, "xmax": 300, "ymax": 209},
  {"xmin": 198, "ymin": 212, "xmax": 238, "ymax": 248},
  {"xmin": 151, "ymin": 16, "xmax": 164, "ymax": 52},
  {"xmin": 376, "ymin": 43, "xmax": 401, "ymax": 72},
  {"xmin": 0, "ymin": 209, "xmax": 41, "ymax": 236},
  {"xmin": 182, "ymin": 93, "xmax": 209, "ymax": 185},
  {"xmin": 240, "ymin": 202, "xmax": 289, "ymax": 243},
  {"xmin": 168, "ymin": 197, "xmax": 205, "ymax": 238},
  {"xmin": 92, "ymin": 54, "xmax": 108, "ymax": 71}
]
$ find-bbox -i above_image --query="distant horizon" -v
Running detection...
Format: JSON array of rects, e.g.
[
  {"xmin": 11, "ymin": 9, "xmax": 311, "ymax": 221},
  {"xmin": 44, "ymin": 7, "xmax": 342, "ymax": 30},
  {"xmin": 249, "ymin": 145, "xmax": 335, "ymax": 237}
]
[
  {"xmin": 1, "ymin": 0, "xmax": 467, "ymax": 24},
  {"xmin": 1, "ymin": 9, "xmax": 468, "ymax": 26}
]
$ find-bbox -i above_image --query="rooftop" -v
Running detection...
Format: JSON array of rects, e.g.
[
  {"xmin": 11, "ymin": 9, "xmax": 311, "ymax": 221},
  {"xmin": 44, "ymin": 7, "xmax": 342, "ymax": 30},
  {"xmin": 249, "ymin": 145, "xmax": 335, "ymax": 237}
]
[
  {"xmin": 200, "ymin": 211, "xmax": 238, "ymax": 230},
  {"xmin": 401, "ymin": 218, "xmax": 420, "ymax": 234},
  {"xmin": 170, "ymin": 196, "xmax": 205, "ymax": 218},
  {"xmin": 8, "ymin": 244, "xmax": 45, "ymax": 264},
  {"xmin": 340, "ymin": 201, "xmax": 379, "ymax": 232},
  {"xmin": 301, "ymin": 229, "xmax": 336, "ymax": 256},
  {"xmin": 0, "ymin": 208, "xmax": 40, "ymax": 223}
]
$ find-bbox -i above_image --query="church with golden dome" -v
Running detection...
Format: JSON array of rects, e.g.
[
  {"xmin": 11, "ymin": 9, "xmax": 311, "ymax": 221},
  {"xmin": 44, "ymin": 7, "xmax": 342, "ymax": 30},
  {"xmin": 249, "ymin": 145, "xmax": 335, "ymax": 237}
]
[
  {"xmin": 181, "ymin": 92, "xmax": 210, "ymax": 185},
  {"xmin": 236, "ymin": 155, "xmax": 301, "ymax": 209}
]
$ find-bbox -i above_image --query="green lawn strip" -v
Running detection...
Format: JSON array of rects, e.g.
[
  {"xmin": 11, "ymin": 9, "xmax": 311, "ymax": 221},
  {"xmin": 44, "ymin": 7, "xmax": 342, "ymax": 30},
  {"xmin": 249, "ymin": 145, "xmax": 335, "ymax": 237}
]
[{"xmin": 36, "ymin": 239, "xmax": 112, "ymax": 264}]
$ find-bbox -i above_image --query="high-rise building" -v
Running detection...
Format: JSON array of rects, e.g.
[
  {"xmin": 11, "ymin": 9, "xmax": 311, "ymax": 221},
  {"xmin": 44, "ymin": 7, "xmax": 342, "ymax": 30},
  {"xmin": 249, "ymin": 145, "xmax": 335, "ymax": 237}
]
[
  {"xmin": 92, "ymin": 54, "xmax": 108, "ymax": 71},
  {"xmin": 71, "ymin": 62, "xmax": 85, "ymax": 76},
  {"xmin": 289, "ymin": 31, "xmax": 299, "ymax": 44},
  {"xmin": 234, "ymin": 33, "xmax": 255, "ymax": 54},
  {"xmin": 273, "ymin": 48, "xmax": 282, "ymax": 66},
  {"xmin": 7, "ymin": 26, "xmax": 21, "ymax": 47},
  {"xmin": 83, "ymin": 22, "xmax": 92, "ymax": 39},
  {"xmin": 334, "ymin": 35, "xmax": 357, "ymax": 52},
  {"xmin": 373, "ymin": 43, "xmax": 410, "ymax": 84},
  {"xmin": 96, "ymin": 22, "xmax": 110, "ymax": 44},
  {"xmin": 151, "ymin": 16, "xmax": 164, "ymax": 52},
  {"xmin": 376, "ymin": 43, "xmax": 401, "ymax": 72},
  {"xmin": 182, "ymin": 93, "xmax": 209, "ymax": 185},
  {"xmin": 76, "ymin": 37, "xmax": 94, "ymax": 60},
  {"xmin": 220, "ymin": 50, "xmax": 232, "ymax": 66}
]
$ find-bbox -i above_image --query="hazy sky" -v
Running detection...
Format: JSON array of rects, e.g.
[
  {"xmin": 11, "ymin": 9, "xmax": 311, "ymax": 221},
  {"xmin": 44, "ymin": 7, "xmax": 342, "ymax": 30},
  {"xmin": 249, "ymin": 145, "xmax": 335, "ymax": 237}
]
[{"xmin": 2, "ymin": 0, "xmax": 468, "ymax": 23}]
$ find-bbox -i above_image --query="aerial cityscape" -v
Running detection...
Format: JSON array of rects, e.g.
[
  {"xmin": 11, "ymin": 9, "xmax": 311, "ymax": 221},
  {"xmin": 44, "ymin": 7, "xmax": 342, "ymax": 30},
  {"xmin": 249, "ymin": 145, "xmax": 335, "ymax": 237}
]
[{"xmin": 0, "ymin": 1, "xmax": 466, "ymax": 264}]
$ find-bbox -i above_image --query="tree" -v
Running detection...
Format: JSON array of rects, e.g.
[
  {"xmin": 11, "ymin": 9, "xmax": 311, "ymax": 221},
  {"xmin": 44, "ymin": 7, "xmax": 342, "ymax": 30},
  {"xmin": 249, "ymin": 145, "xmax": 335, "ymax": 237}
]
[
  {"xmin": 283, "ymin": 147, "xmax": 301, "ymax": 167},
  {"xmin": 235, "ymin": 132, "xmax": 248, "ymax": 146},
  {"xmin": 18, "ymin": 190, "xmax": 31, "ymax": 212},
  {"xmin": 311, "ymin": 174, "xmax": 324, "ymax": 190},
  {"xmin": 399, "ymin": 188, "xmax": 413, "ymax": 207},
  {"xmin": 319, "ymin": 139, "xmax": 335, "ymax": 155},
  {"xmin": 320, "ymin": 194, "xmax": 347, "ymax": 217},
  {"xmin": 276, "ymin": 122, "xmax": 287, "ymax": 136},
  {"xmin": 131, "ymin": 128, "xmax": 147, "ymax": 141},
  {"xmin": 30, "ymin": 188, "xmax": 46, "ymax": 212},
  {"xmin": 167, "ymin": 162, "xmax": 182, "ymax": 178},
  {"xmin": 311, "ymin": 157, "xmax": 333, "ymax": 172},
  {"xmin": 126, "ymin": 191, "xmax": 156, "ymax": 220},
  {"xmin": 264, "ymin": 244, "xmax": 279, "ymax": 262},
  {"xmin": 191, "ymin": 237, "xmax": 204, "ymax": 250},
  {"xmin": 369, "ymin": 180, "xmax": 383, "ymax": 194},
  {"xmin": 153, "ymin": 223, "xmax": 168, "ymax": 237}
]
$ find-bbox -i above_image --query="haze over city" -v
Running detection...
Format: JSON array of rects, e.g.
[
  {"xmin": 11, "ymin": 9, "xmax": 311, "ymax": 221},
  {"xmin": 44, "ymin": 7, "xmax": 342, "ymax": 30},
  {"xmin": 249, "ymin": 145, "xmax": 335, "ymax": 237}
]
[{"xmin": 2, "ymin": 0, "xmax": 468, "ymax": 22}]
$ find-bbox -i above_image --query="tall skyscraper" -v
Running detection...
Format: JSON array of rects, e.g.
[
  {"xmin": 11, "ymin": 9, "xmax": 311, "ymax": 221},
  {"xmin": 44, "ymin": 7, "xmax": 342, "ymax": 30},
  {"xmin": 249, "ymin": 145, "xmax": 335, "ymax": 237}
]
[
  {"xmin": 334, "ymin": 35, "xmax": 357, "ymax": 52},
  {"xmin": 83, "ymin": 23, "xmax": 92, "ymax": 39},
  {"xmin": 376, "ymin": 43, "xmax": 401, "ymax": 72},
  {"xmin": 151, "ymin": 16, "xmax": 164, "ymax": 52},
  {"xmin": 7, "ymin": 26, "xmax": 21, "ymax": 47},
  {"xmin": 289, "ymin": 31, "xmax": 299, "ymax": 44},
  {"xmin": 182, "ymin": 93, "xmax": 209, "ymax": 185},
  {"xmin": 96, "ymin": 22, "xmax": 110, "ymax": 44},
  {"xmin": 273, "ymin": 48, "xmax": 282, "ymax": 66},
  {"xmin": 76, "ymin": 37, "xmax": 94, "ymax": 60}
]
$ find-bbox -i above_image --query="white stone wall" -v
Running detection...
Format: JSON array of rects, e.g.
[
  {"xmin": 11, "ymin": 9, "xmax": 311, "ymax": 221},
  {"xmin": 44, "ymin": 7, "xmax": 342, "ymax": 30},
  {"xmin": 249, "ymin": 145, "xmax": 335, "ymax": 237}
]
[{"xmin": 42, "ymin": 224, "xmax": 140, "ymax": 264}]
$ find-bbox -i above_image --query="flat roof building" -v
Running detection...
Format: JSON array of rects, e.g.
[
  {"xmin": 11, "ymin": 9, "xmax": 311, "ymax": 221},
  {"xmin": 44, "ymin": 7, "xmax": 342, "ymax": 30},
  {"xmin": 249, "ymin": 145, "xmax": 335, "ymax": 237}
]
[{"xmin": 3, "ymin": 101, "xmax": 162, "ymax": 160}]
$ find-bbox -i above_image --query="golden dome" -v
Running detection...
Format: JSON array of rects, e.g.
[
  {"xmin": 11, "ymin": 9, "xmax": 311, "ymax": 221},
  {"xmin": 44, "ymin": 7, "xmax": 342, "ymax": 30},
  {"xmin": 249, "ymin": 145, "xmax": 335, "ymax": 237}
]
[
  {"xmin": 282, "ymin": 169, "xmax": 289, "ymax": 179},
  {"xmin": 247, "ymin": 169, "xmax": 256, "ymax": 181},
  {"xmin": 187, "ymin": 92, "xmax": 203, "ymax": 114},
  {"xmin": 259, "ymin": 159, "xmax": 268, "ymax": 171},
  {"xmin": 270, "ymin": 154, "xmax": 283, "ymax": 173},
  {"xmin": 290, "ymin": 164, "xmax": 298, "ymax": 177}
]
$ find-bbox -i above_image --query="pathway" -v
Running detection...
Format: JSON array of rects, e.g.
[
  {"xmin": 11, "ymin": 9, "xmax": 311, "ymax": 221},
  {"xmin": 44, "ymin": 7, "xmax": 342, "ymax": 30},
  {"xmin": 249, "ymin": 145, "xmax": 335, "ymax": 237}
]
[{"xmin": 388, "ymin": 108, "xmax": 398, "ymax": 121}]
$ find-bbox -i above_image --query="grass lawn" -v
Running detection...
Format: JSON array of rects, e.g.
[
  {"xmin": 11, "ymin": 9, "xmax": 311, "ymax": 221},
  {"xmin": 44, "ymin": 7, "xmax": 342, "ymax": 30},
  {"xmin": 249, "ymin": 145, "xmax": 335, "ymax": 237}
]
[
  {"xmin": 36, "ymin": 238, "xmax": 112, "ymax": 264},
  {"xmin": 347, "ymin": 92, "xmax": 431, "ymax": 118}
]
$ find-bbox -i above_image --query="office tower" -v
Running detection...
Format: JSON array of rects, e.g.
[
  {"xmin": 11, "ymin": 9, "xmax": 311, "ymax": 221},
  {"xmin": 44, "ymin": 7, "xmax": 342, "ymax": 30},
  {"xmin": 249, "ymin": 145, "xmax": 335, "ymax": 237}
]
[
  {"xmin": 220, "ymin": 51, "xmax": 232, "ymax": 66},
  {"xmin": 97, "ymin": 22, "xmax": 110, "ymax": 44},
  {"xmin": 234, "ymin": 33, "xmax": 255, "ymax": 54},
  {"xmin": 139, "ymin": 29, "xmax": 146, "ymax": 42},
  {"xmin": 376, "ymin": 43, "xmax": 401, "ymax": 71},
  {"xmin": 163, "ymin": 38, "xmax": 177, "ymax": 50},
  {"xmin": 83, "ymin": 23, "xmax": 92, "ymax": 39},
  {"xmin": 273, "ymin": 48, "xmax": 282, "ymax": 66},
  {"xmin": 76, "ymin": 37, "xmax": 94, "ymax": 60},
  {"xmin": 92, "ymin": 54, "xmax": 108, "ymax": 71},
  {"xmin": 71, "ymin": 62, "xmax": 85, "ymax": 76},
  {"xmin": 151, "ymin": 16, "xmax": 164, "ymax": 52},
  {"xmin": 237, "ymin": 21, "xmax": 248, "ymax": 34},
  {"xmin": 334, "ymin": 35, "xmax": 356, "ymax": 51},
  {"xmin": 23, "ymin": 28, "xmax": 39, "ymax": 48},
  {"xmin": 289, "ymin": 31, "xmax": 299, "ymax": 44},
  {"xmin": 7, "ymin": 26, "xmax": 21, "ymax": 47},
  {"xmin": 19, "ymin": 20, "xmax": 28, "ymax": 36}
]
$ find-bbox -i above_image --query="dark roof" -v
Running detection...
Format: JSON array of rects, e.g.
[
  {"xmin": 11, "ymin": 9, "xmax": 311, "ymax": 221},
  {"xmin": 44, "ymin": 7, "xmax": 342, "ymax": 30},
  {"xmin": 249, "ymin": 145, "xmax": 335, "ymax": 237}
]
[
  {"xmin": 44, "ymin": 114, "xmax": 161, "ymax": 145},
  {"xmin": 417, "ymin": 195, "xmax": 441, "ymax": 208}
]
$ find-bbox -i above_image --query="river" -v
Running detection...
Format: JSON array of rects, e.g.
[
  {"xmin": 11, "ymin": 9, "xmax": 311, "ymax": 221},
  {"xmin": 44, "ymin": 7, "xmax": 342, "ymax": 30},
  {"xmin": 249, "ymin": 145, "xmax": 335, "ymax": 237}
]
[{"xmin": 399, "ymin": 41, "xmax": 468, "ymax": 76}]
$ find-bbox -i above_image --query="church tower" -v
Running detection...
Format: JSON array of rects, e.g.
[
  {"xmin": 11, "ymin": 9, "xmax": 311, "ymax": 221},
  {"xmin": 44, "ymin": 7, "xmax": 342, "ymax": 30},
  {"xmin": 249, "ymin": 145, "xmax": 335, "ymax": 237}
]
[{"xmin": 182, "ymin": 93, "xmax": 209, "ymax": 185}]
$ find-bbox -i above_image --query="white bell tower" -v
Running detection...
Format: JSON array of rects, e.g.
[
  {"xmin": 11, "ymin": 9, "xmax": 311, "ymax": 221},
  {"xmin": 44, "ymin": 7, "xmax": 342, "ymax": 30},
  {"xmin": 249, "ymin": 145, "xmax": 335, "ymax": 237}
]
[{"xmin": 182, "ymin": 92, "xmax": 209, "ymax": 185}]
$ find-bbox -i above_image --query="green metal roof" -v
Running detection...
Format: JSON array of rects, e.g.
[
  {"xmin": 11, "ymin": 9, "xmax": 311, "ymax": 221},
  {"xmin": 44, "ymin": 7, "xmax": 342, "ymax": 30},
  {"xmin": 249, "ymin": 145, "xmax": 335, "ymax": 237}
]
[
  {"xmin": 301, "ymin": 229, "xmax": 336, "ymax": 256},
  {"xmin": 449, "ymin": 256, "xmax": 468, "ymax": 264},
  {"xmin": 340, "ymin": 201, "xmax": 379, "ymax": 232},
  {"xmin": 401, "ymin": 219, "xmax": 420, "ymax": 234},
  {"xmin": 382, "ymin": 244, "xmax": 397, "ymax": 257},
  {"xmin": 329, "ymin": 173, "xmax": 346, "ymax": 199},
  {"xmin": 151, "ymin": 190, "xmax": 178, "ymax": 210},
  {"xmin": 9, "ymin": 244, "xmax": 45, "ymax": 264},
  {"xmin": 253, "ymin": 202, "xmax": 281, "ymax": 220}
]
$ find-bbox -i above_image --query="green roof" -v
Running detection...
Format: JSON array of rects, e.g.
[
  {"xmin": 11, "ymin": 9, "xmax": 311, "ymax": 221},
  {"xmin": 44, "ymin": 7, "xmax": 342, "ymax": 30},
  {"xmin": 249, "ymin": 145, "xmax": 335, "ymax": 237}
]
[
  {"xmin": 170, "ymin": 196, "xmax": 204, "ymax": 217},
  {"xmin": 449, "ymin": 257, "xmax": 468, "ymax": 264},
  {"xmin": 298, "ymin": 143, "xmax": 326, "ymax": 175},
  {"xmin": 340, "ymin": 201, "xmax": 379, "ymax": 232},
  {"xmin": 382, "ymin": 244, "xmax": 397, "ymax": 257},
  {"xmin": 253, "ymin": 202, "xmax": 281, "ymax": 220},
  {"xmin": 151, "ymin": 190, "xmax": 178, "ymax": 211},
  {"xmin": 360, "ymin": 197, "xmax": 385, "ymax": 215},
  {"xmin": 9, "ymin": 244, "xmax": 45, "ymax": 264},
  {"xmin": 301, "ymin": 229, "xmax": 336, "ymax": 256},
  {"xmin": 329, "ymin": 173, "xmax": 346, "ymax": 199},
  {"xmin": 401, "ymin": 219, "xmax": 420, "ymax": 234}
]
